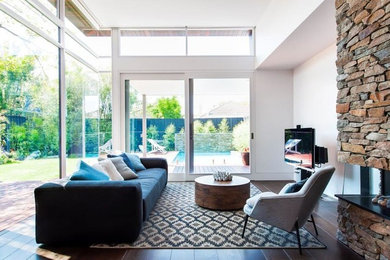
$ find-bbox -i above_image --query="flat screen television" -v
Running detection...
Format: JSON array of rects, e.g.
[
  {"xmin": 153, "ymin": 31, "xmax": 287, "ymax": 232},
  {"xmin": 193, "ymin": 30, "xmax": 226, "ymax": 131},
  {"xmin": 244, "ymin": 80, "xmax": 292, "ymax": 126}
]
[{"xmin": 284, "ymin": 127, "xmax": 315, "ymax": 171}]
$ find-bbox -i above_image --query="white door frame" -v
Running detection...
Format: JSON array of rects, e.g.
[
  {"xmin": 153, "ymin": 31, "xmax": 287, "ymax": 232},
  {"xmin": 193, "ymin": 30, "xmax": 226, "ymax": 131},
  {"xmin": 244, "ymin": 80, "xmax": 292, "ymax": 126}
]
[
  {"xmin": 120, "ymin": 73, "xmax": 188, "ymax": 181},
  {"xmin": 118, "ymin": 71, "xmax": 255, "ymax": 181}
]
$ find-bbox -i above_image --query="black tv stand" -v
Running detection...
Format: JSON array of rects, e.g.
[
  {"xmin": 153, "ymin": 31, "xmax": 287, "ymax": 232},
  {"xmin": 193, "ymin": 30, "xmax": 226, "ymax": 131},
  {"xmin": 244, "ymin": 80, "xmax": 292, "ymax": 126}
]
[{"xmin": 294, "ymin": 168, "xmax": 312, "ymax": 182}]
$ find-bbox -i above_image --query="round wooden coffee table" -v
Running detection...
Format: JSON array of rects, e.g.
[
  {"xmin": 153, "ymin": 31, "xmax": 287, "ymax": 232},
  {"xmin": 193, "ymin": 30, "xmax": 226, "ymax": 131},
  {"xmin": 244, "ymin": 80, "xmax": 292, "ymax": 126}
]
[{"xmin": 195, "ymin": 175, "xmax": 250, "ymax": 210}]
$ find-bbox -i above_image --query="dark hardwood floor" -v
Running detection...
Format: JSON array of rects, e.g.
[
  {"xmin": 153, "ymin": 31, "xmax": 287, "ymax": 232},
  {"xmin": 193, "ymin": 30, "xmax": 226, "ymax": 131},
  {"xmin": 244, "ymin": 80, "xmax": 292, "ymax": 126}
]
[{"xmin": 0, "ymin": 181, "xmax": 363, "ymax": 260}]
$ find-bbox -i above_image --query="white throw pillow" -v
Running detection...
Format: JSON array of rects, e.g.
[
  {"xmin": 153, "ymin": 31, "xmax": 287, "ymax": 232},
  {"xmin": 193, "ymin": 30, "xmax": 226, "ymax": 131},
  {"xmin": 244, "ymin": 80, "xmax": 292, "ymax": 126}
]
[
  {"xmin": 98, "ymin": 159, "xmax": 124, "ymax": 181},
  {"xmin": 91, "ymin": 163, "xmax": 108, "ymax": 177}
]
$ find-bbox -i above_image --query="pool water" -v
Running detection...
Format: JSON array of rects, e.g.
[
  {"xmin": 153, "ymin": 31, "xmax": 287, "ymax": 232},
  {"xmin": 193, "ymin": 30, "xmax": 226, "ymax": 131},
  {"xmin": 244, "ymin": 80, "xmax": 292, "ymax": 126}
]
[{"xmin": 173, "ymin": 152, "xmax": 232, "ymax": 164}]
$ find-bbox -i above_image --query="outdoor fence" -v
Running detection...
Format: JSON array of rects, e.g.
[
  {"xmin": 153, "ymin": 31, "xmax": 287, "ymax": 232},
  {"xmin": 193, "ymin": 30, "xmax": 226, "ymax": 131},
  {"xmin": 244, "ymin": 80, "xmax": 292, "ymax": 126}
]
[
  {"xmin": 129, "ymin": 117, "xmax": 243, "ymax": 152},
  {"xmin": 3, "ymin": 114, "xmax": 243, "ymax": 156},
  {"xmin": 175, "ymin": 133, "xmax": 233, "ymax": 152}
]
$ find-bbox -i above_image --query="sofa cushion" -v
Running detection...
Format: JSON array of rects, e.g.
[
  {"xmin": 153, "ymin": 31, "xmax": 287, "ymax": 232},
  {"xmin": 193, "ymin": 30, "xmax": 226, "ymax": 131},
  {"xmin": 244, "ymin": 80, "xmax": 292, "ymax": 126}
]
[
  {"xmin": 137, "ymin": 178, "xmax": 161, "ymax": 221},
  {"xmin": 109, "ymin": 157, "xmax": 138, "ymax": 180},
  {"xmin": 99, "ymin": 159, "xmax": 124, "ymax": 181},
  {"xmin": 70, "ymin": 161, "xmax": 109, "ymax": 181},
  {"xmin": 108, "ymin": 153, "xmax": 146, "ymax": 172},
  {"xmin": 136, "ymin": 168, "xmax": 167, "ymax": 192},
  {"xmin": 124, "ymin": 153, "xmax": 146, "ymax": 171},
  {"xmin": 108, "ymin": 153, "xmax": 134, "ymax": 171},
  {"xmin": 128, "ymin": 168, "xmax": 167, "ymax": 221}
]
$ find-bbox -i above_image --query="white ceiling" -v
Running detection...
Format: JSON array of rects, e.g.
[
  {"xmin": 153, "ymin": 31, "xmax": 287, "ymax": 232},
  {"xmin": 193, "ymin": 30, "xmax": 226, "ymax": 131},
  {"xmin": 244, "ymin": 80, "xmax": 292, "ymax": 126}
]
[
  {"xmin": 258, "ymin": 0, "xmax": 337, "ymax": 69},
  {"xmin": 81, "ymin": 0, "xmax": 271, "ymax": 27}
]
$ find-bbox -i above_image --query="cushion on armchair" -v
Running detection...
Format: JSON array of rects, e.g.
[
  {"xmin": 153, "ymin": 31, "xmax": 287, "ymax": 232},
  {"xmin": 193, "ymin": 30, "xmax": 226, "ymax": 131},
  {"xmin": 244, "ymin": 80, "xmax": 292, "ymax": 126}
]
[
  {"xmin": 246, "ymin": 194, "xmax": 262, "ymax": 208},
  {"xmin": 284, "ymin": 178, "xmax": 309, "ymax": 193}
]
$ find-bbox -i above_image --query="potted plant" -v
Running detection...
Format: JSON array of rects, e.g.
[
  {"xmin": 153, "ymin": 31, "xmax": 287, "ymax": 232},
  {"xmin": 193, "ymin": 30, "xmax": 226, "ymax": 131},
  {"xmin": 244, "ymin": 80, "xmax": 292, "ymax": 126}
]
[
  {"xmin": 241, "ymin": 147, "xmax": 250, "ymax": 166},
  {"xmin": 232, "ymin": 120, "xmax": 250, "ymax": 166}
]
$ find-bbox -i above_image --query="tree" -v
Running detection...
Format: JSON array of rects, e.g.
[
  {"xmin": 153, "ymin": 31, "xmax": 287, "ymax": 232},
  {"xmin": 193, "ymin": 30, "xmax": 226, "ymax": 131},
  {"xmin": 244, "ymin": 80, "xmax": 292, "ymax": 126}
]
[
  {"xmin": 218, "ymin": 118, "xmax": 230, "ymax": 133},
  {"xmin": 163, "ymin": 124, "xmax": 176, "ymax": 151},
  {"xmin": 0, "ymin": 52, "xmax": 61, "ymax": 159},
  {"xmin": 0, "ymin": 54, "xmax": 34, "ymax": 111},
  {"xmin": 99, "ymin": 73, "xmax": 112, "ymax": 143},
  {"xmin": 65, "ymin": 64, "xmax": 84, "ymax": 156},
  {"xmin": 146, "ymin": 125, "xmax": 159, "ymax": 152},
  {"xmin": 147, "ymin": 125, "xmax": 159, "ymax": 140},
  {"xmin": 193, "ymin": 120, "xmax": 204, "ymax": 133},
  {"xmin": 232, "ymin": 120, "xmax": 250, "ymax": 152},
  {"xmin": 147, "ymin": 96, "xmax": 182, "ymax": 119},
  {"xmin": 203, "ymin": 120, "xmax": 216, "ymax": 133},
  {"xmin": 0, "ymin": 110, "xmax": 8, "ymax": 151}
]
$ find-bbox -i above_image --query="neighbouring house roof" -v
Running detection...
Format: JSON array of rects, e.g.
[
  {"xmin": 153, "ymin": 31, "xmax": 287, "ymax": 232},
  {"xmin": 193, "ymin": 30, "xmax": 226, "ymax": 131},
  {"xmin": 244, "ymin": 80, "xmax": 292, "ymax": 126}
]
[{"xmin": 199, "ymin": 102, "xmax": 249, "ymax": 118}]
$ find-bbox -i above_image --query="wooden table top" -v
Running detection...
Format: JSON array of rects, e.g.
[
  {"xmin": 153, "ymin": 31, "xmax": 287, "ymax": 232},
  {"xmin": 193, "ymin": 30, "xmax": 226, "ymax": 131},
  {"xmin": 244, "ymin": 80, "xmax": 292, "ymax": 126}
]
[{"xmin": 194, "ymin": 175, "xmax": 250, "ymax": 187}]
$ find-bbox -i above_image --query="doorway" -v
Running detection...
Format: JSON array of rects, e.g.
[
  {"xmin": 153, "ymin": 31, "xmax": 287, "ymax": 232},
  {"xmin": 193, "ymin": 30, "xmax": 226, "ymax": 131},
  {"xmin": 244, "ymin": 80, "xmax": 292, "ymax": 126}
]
[{"xmin": 122, "ymin": 74, "xmax": 252, "ymax": 178}]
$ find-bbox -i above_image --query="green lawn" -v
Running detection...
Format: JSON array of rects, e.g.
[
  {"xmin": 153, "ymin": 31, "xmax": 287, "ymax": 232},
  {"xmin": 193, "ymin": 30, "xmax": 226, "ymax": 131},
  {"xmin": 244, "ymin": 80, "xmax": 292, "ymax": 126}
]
[{"xmin": 0, "ymin": 157, "xmax": 98, "ymax": 182}]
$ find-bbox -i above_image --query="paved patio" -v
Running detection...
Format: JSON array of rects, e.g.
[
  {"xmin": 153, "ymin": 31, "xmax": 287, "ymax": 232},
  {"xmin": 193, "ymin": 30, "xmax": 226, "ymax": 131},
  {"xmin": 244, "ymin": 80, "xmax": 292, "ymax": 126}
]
[{"xmin": 0, "ymin": 181, "xmax": 43, "ymax": 232}]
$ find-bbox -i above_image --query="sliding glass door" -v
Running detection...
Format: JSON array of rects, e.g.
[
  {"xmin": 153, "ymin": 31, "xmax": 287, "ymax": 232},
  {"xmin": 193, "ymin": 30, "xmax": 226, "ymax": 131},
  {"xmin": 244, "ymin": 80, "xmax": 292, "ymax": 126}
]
[
  {"xmin": 124, "ymin": 76, "xmax": 186, "ymax": 176},
  {"xmin": 190, "ymin": 78, "xmax": 250, "ymax": 174},
  {"xmin": 123, "ymin": 74, "xmax": 251, "ymax": 177}
]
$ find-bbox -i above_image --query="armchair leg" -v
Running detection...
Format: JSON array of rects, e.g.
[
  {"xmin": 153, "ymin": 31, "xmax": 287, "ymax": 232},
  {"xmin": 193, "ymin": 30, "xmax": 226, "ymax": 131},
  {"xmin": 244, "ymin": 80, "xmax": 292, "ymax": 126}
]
[
  {"xmin": 295, "ymin": 221, "xmax": 302, "ymax": 255},
  {"xmin": 242, "ymin": 215, "xmax": 249, "ymax": 238},
  {"xmin": 310, "ymin": 214, "xmax": 319, "ymax": 236}
]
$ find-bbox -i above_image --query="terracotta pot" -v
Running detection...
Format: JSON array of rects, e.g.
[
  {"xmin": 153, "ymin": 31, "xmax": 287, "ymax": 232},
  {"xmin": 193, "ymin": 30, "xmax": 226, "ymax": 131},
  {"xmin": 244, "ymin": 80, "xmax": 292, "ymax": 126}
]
[{"xmin": 241, "ymin": 152, "xmax": 250, "ymax": 166}]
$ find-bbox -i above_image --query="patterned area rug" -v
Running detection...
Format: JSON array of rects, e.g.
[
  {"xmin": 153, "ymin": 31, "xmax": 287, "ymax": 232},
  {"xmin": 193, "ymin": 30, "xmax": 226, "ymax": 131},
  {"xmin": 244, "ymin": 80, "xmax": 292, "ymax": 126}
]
[{"xmin": 93, "ymin": 182, "xmax": 325, "ymax": 249}]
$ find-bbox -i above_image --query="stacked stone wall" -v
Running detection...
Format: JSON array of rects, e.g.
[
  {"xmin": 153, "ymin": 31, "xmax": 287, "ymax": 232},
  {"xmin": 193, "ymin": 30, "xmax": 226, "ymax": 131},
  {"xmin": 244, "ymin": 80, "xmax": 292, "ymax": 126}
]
[
  {"xmin": 336, "ymin": 0, "xmax": 390, "ymax": 170},
  {"xmin": 338, "ymin": 200, "xmax": 390, "ymax": 259}
]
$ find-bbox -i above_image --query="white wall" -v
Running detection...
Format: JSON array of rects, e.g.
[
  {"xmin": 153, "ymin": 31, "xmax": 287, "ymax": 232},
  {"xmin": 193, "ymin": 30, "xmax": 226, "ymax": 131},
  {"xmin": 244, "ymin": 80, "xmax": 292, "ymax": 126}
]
[
  {"xmin": 255, "ymin": 0, "xmax": 324, "ymax": 67},
  {"xmin": 293, "ymin": 43, "xmax": 344, "ymax": 196},
  {"xmin": 253, "ymin": 70, "xmax": 295, "ymax": 180}
]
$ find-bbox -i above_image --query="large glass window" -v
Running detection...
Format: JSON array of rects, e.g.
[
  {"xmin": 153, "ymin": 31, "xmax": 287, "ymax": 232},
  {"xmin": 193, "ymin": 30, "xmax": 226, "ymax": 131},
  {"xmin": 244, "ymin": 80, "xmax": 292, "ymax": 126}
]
[
  {"xmin": 0, "ymin": 11, "xmax": 59, "ymax": 181},
  {"xmin": 65, "ymin": 33, "xmax": 98, "ymax": 67},
  {"xmin": 99, "ymin": 72, "xmax": 112, "ymax": 151},
  {"xmin": 120, "ymin": 28, "xmax": 254, "ymax": 56},
  {"xmin": 120, "ymin": 29, "xmax": 186, "ymax": 56},
  {"xmin": 187, "ymin": 29, "xmax": 253, "ymax": 56},
  {"xmin": 37, "ymin": 0, "xmax": 57, "ymax": 15},
  {"xmin": 84, "ymin": 30, "xmax": 112, "ymax": 57},
  {"xmin": 0, "ymin": 0, "xmax": 112, "ymax": 180},
  {"xmin": 65, "ymin": 55, "xmax": 100, "ymax": 176},
  {"xmin": 2, "ymin": 0, "xmax": 58, "ymax": 40}
]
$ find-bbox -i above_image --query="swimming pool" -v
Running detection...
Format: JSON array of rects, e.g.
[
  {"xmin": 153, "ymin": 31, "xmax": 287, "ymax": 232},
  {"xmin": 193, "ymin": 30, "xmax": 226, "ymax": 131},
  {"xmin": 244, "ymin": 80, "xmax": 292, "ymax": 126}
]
[{"xmin": 173, "ymin": 152, "xmax": 232, "ymax": 164}]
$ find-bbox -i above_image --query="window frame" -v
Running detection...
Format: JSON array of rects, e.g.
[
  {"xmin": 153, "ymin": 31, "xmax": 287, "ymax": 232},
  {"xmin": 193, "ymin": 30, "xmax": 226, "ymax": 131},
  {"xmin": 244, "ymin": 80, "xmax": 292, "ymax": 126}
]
[{"xmin": 119, "ymin": 27, "xmax": 255, "ymax": 57}]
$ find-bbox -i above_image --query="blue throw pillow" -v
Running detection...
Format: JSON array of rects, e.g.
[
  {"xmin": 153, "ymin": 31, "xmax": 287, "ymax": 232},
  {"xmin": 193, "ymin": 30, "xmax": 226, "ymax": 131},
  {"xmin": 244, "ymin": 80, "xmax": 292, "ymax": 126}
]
[
  {"xmin": 108, "ymin": 153, "xmax": 146, "ymax": 172},
  {"xmin": 108, "ymin": 153, "xmax": 133, "ymax": 170},
  {"xmin": 284, "ymin": 178, "xmax": 309, "ymax": 193},
  {"xmin": 124, "ymin": 153, "xmax": 146, "ymax": 171},
  {"xmin": 70, "ymin": 160, "xmax": 109, "ymax": 181}
]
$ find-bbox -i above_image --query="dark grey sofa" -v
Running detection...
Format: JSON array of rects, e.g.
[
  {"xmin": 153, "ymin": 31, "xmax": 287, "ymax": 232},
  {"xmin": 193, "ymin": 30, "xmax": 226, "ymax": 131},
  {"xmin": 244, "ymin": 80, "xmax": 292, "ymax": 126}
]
[{"xmin": 34, "ymin": 158, "xmax": 167, "ymax": 245}]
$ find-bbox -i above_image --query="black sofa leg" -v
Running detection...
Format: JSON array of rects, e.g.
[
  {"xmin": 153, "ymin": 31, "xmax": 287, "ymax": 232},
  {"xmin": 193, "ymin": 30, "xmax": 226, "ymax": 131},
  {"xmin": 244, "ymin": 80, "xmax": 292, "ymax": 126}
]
[
  {"xmin": 242, "ymin": 215, "xmax": 249, "ymax": 238},
  {"xmin": 295, "ymin": 221, "xmax": 302, "ymax": 255},
  {"xmin": 311, "ymin": 214, "xmax": 319, "ymax": 236}
]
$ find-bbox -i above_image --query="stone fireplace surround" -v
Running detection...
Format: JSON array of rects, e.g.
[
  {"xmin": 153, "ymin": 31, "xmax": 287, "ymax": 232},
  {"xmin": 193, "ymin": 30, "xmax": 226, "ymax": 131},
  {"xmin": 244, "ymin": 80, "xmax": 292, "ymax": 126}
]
[
  {"xmin": 335, "ymin": 0, "xmax": 390, "ymax": 258},
  {"xmin": 337, "ymin": 196, "xmax": 390, "ymax": 259}
]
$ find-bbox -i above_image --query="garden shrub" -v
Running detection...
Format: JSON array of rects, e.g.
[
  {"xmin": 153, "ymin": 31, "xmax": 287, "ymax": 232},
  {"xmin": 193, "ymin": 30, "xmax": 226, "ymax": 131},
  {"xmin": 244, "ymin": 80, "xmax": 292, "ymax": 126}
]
[
  {"xmin": 203, "ymin": 120, "xmax": 217, "ymax": 133},
  {"xmin": 175, "ymin": 133, "xmax": 233, "ymax": 152},
  {"xmin": 232, "ymin": 119, "xmax": 249, "ymax": 152},
  {"xmin": 218, "ymin": 118, "xmax": 229, "ymax": 133},
  {"xmin": 147, "ymin": 125, "xmax": 159, "ymax": 151},
  {"xmin": 163, "ymin": 124, "xmax": 176, "ymax": 151}
]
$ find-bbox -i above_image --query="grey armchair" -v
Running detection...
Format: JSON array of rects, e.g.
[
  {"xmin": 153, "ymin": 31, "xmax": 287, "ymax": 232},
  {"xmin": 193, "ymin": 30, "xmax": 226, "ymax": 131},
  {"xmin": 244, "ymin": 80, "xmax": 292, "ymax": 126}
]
[{"xmin": 242, "ymin": 166, "xmax": 335, "ymax": 254}]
